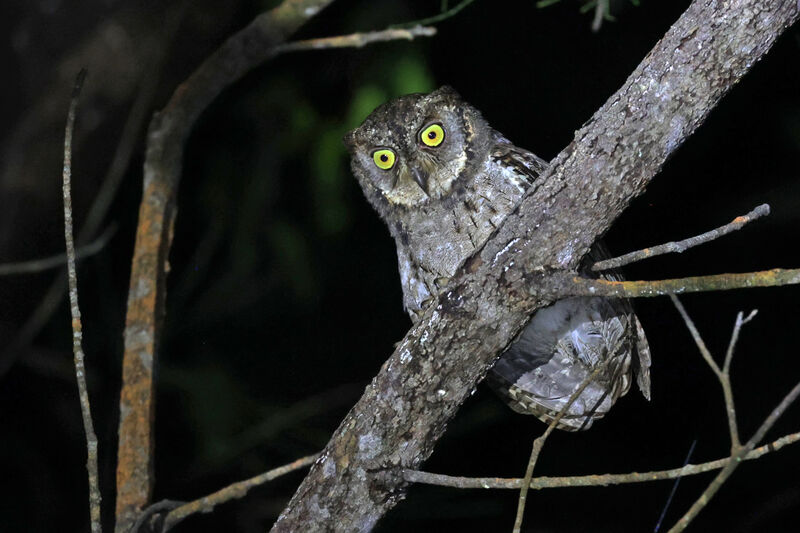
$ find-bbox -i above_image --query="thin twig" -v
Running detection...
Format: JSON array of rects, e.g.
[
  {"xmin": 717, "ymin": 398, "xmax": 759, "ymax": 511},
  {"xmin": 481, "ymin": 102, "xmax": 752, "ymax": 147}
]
[
  {"xmin": 0, "ymin": 224, "xmax": 116, "ymax": 276},
  {"xmin": 668, "ymin": 295, "xmax": 717, "ymax": 374},
  {"xmin": 667, "ymin": 380, "xmax": 800, "ymax": 532},
  {"xmin": 591, "ymin": 204, "xmax": 770, "ymax": 271},
  {"xmin": 513, "ymin": 363, "xmax": 606, "ymax": 532},
  {"xmin": 565, "ymin": 268, "xmax": 800, "ymax": 299},
  {"xmin": 723, "ymin": 309, "xmax": 758, "ymax": 374},
  {"xmin": 654, "ymin": 439, "xmax": 697, "ymax": 533},
  {"xmin": 665, "ymin": 295, "xmax": 794, "ymax": 532},
  {"xmin": 400, "ymin": 431, "xmax": 800, "ymax": 489},
  {"xmin": 719, "ymin": 310, "xmax": 757, "ymax": 447},
  {"xmin": 63, "ymin": 68, "xmax": 102, "ymax": 533},
  {"xmin": 161, "ymin": 454, "xmax": 319, "ymax": 532},
  {"xmin": 275, "ymin": 26, "xmax": 436, "ymax": 53},
  {"xmin": 390, "ymin": 0, "xmax": 477, "ymax": 29}
]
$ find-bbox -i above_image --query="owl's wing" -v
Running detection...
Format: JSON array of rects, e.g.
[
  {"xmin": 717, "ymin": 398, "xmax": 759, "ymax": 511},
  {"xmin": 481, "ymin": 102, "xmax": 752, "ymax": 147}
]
[
  {"xmin": 490, "ymin": 133, "xmax": 549, "ymax": 188},
  {"xmin": 488, "ymin": 243, "xmax": 651, "ymax": 430},
  {"xmin": 583, "ymin": 241, "xmax": 652, "ymax": 400},
  {"xmin": 488, "ymin": 296, "xmax": 635, "ymax": 430}
]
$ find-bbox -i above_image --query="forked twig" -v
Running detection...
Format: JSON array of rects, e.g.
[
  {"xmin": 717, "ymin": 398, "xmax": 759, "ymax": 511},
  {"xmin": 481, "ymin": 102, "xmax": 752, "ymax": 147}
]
[
  {"xmin": 62, "ymin": 68, "xmax": 102, "ymax": 533},
  {"xmin": 669, "ymin": 295, "xmax": 746, "ymax": 450},
  {"xmin": 591, "ymin": 204, "xmax": 770, "ymax": 272},
  {"xmin": 668, "ymin": 380, "xmax": 800, "ymax": 532},
  {"xmin": 666, "ymin": 297, "xmax": 798, "ymax": 532}
]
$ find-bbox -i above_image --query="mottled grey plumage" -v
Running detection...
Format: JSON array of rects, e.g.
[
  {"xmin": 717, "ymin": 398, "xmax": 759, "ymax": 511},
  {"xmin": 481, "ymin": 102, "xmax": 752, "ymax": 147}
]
[{"xmin": 344, "ymin": 86, "xmax": 650, "ymax": 430}]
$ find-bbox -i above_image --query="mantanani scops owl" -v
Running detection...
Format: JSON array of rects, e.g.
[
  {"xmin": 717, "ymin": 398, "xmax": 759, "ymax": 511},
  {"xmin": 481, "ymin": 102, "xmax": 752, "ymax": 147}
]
[{"xmin": 344, "ymin": 86, "xmax": 651, "ymax": 430}]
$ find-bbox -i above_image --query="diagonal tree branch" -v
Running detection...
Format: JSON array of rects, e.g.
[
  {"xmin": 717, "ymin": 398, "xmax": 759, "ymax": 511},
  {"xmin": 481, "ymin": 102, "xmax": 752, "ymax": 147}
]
[{"xmin": 272, "ymin": 1, "xmax": 800, "ymax": 530}]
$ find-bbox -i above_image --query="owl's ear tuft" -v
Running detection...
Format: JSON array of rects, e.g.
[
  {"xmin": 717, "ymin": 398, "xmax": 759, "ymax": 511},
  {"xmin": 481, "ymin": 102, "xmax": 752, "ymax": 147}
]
[
  {"xmin": 343, "ymin": 130, "xmax": 357, "ymax": 151},
  {"xmin": 432, "ymin": 85, "xmax": 461, "ymax": 99}
]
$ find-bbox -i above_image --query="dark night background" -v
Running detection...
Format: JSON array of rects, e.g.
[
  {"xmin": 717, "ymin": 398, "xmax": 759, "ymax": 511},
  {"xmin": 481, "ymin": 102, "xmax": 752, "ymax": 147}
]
[{"xmin": 1, "ymin": 1, "xmax": 799, "ymax": 531}]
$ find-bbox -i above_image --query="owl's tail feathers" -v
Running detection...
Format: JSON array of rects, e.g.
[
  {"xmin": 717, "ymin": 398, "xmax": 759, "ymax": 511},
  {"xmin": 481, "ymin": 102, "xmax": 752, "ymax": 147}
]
[{"xmin": 633, "ymin": 314, "xmax": 652, "ymax": 401}]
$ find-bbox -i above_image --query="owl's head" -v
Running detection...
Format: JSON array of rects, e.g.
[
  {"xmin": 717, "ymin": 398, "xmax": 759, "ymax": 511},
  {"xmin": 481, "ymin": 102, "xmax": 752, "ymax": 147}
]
[{"xmin": 344, "ymin": 86, "xmax": 492, "ymax": 211}]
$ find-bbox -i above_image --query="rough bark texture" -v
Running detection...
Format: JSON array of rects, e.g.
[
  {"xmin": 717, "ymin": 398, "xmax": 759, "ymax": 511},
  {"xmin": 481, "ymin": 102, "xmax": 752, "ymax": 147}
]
[
  {"xmin": 115, "ymin": 2, "xmax": 335, "ymax": 531},
  {"xmin": 271, "ymin": 1, "xmax": 799, "ymax": 531}
]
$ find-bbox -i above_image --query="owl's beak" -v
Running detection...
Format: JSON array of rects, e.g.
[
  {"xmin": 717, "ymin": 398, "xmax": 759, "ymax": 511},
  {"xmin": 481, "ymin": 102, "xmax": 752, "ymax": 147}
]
[{"xmin": 410, "ymin": 167, "xmax": 430, "ymax": 196}]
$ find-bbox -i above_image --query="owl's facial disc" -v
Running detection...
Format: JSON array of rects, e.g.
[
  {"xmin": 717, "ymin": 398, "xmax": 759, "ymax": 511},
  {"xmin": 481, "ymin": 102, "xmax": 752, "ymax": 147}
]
[{"xmin": 345, "ymin": 87, "xmax": 486, "ymax": 210}]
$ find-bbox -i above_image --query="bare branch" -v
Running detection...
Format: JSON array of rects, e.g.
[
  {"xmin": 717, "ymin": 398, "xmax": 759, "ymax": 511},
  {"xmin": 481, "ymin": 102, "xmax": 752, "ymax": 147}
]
[
  {"xmin": 564, "ymin": 269, "xmax": 800, "ymax": 299},
  {"xmin": 400, "ymin": 431, "xmax": 800, "ymax": 489},
  {"xmin": 591, "ymin": 204, "xmax": 770, "ymax": 272},
  {"xmin": 0, "ymin": 224, "xmax": 115, "ymax": 276},
  {"xmin": 723, "ymin": 309, "xmax": 758, "ymax": 374},
  {"xmin": 62, "ymin": 68, "xmax": 102, "ymax": 533},
  {"xmin": 665, "ymin": 295, "xmax": 793, "ymax": 531},
  {"xmin": 160, "ymin": 454, "xmax": 319, "ymax": 532},
  {"xmin": 668, "ymin": 380, "xmax": 800, "ymax": 532},
  {"xmin": 668, "ymin": 295, "xmax": 718, "ymax": 374},
  {"xmin": 514, "ymin": 364, "xmax": 606, "ymax": 532},
  {"xmin": 275, "ymin": 26, "xmax": 436, "ymax": 53}
]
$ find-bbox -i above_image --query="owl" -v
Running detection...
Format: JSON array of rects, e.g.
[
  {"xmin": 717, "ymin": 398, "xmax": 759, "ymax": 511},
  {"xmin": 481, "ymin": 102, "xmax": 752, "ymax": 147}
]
[{"xmin": 344, "ymin": 86, "xmax": 650, "ymax": 430}]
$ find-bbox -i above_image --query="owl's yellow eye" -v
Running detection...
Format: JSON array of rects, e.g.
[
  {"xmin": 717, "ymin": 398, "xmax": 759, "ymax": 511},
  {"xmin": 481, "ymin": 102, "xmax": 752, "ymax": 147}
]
[
  {"xmin": 420, "ymin": 123, "xmax": 445, "ymax": 147},
  {"xmin": 372, "ymin": 149, "xmax": 396, "ymax": 170}
]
